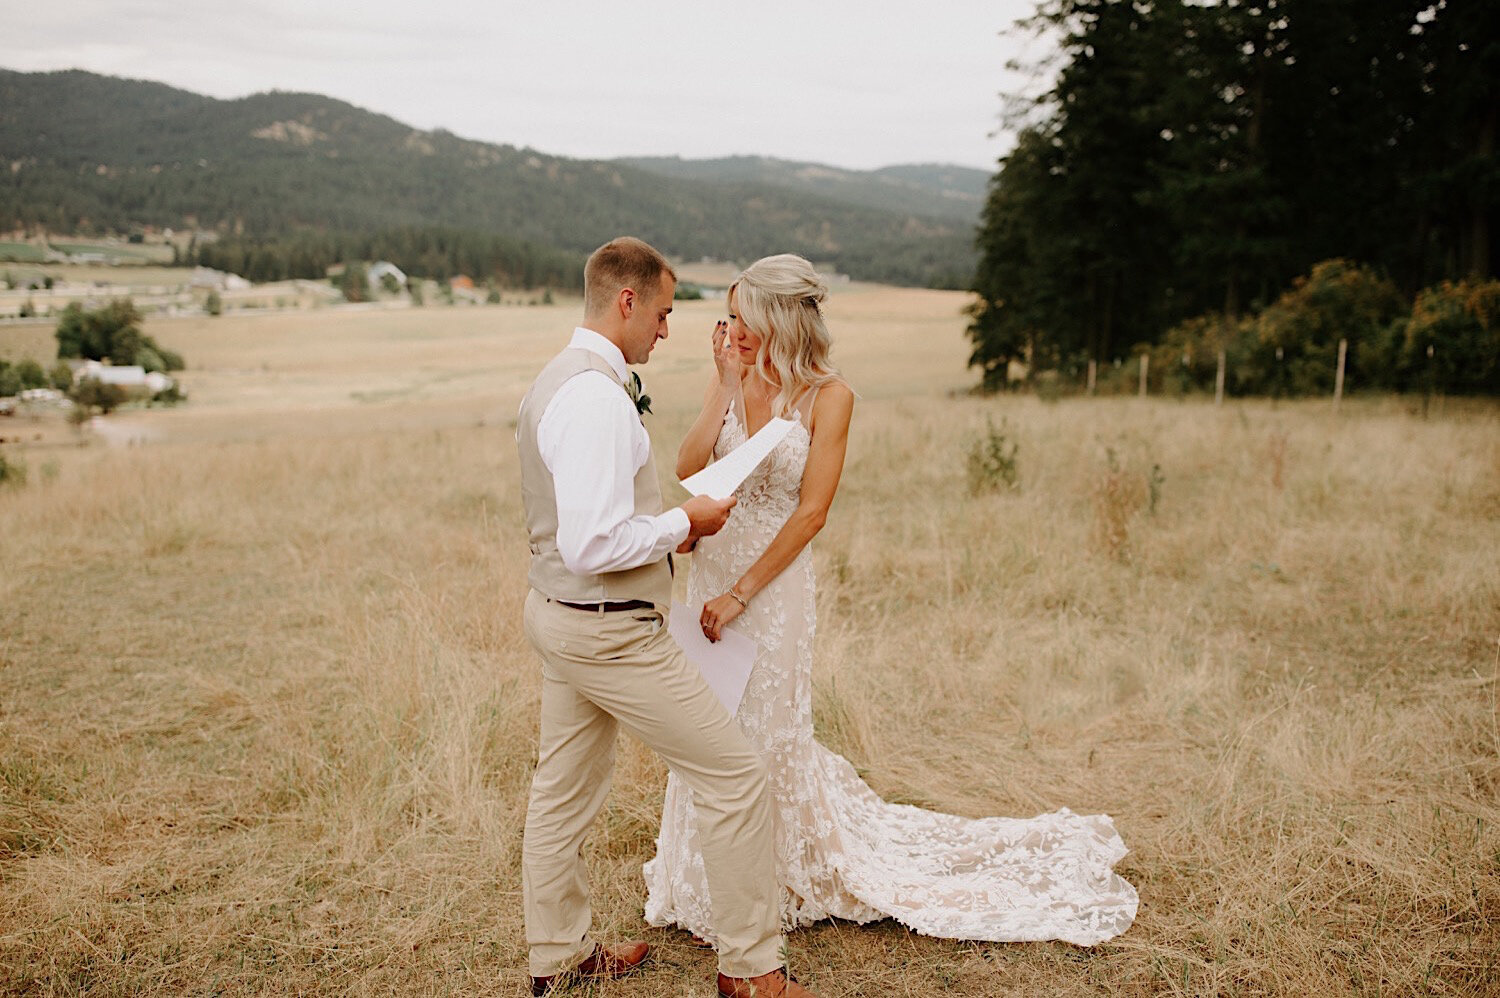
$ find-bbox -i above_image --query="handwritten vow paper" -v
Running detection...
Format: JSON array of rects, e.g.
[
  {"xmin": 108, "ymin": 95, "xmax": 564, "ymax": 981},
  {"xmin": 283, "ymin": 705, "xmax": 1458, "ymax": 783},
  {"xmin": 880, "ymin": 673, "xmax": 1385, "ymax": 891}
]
[
  {"xmin": 668, "ymin": 601, "xmax": 756, "ymax": 714},
  {"xmin": 679, "ymin": 417, "xmax": 797, "ymax": 499}
]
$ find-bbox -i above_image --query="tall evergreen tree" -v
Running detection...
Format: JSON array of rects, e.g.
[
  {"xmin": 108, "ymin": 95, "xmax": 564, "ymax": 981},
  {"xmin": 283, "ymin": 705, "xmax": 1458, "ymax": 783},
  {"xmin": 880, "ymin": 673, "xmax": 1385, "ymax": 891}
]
[{"xmin": 970, "ymin": 0, "xmax": 1498, "ymax": 388}]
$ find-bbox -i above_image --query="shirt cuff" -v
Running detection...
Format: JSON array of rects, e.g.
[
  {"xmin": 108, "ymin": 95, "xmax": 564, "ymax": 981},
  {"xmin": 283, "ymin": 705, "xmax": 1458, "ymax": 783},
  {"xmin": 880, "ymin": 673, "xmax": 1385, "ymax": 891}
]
[{"xmin": 658, "ymin": 506, "xmax": 690, "ymax": 547}]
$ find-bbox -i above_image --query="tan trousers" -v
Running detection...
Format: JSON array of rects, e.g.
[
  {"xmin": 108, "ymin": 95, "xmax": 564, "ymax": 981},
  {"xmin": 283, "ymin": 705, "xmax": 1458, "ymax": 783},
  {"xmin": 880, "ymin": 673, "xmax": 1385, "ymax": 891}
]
[{"xmin": 521, "ymin": 589, "xmax": 784, "ymax": 979}]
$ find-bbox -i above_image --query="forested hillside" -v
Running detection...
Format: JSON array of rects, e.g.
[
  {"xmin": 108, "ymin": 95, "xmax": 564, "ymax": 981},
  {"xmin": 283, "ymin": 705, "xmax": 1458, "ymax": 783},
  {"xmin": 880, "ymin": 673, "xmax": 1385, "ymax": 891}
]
[
  {"xmin": 618, "ymin": 155, "xmax": 988, "ymax": 223},
  {"xmin": 0, "ymin": 70, "xmax": 975, "ymax": 287}
]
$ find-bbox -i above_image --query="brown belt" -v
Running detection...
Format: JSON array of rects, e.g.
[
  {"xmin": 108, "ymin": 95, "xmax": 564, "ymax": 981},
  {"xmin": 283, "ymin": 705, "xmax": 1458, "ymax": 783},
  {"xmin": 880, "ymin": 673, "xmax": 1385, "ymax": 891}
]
[{"xmin": 551, "ymin": 599, "xmax": 655, "ymax": 613}]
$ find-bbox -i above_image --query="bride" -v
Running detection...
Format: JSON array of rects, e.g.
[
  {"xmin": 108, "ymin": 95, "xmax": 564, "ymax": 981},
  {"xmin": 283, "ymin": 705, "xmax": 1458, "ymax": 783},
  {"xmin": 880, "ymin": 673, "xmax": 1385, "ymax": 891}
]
[{"xmin": 643, "ymin": 254, "xmax": 1138, "ymax": 946}]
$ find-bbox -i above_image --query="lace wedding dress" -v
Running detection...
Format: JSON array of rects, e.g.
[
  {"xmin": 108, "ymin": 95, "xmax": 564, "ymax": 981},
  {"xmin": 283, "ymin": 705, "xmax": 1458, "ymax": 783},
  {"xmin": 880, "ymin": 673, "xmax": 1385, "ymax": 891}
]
[{"xmin": 643, "ymin": 388, "xmax": 1138, "ymax": 945}]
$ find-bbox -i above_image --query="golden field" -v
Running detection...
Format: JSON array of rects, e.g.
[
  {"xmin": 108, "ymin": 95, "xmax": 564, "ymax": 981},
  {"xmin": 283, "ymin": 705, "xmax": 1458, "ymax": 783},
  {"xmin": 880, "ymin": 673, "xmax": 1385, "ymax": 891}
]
[{"xmin": 1, "ymin": 287, "xmax": 1497, "ymax": 996}]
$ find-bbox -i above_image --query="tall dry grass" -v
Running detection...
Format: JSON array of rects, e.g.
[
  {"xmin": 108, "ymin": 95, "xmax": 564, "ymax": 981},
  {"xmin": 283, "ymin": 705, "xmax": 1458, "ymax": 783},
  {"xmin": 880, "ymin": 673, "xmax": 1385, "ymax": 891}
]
[{"xmin": 1, "ymin": 293, "xmax": 1497, "ymax": 995}]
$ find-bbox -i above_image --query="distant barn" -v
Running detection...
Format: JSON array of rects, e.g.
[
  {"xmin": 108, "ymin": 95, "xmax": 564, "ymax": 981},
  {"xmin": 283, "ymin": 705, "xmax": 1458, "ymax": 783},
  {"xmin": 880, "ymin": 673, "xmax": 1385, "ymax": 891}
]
[{"xmin": 73, "ymin": 360, "xmax": 175, "ymax": 397}]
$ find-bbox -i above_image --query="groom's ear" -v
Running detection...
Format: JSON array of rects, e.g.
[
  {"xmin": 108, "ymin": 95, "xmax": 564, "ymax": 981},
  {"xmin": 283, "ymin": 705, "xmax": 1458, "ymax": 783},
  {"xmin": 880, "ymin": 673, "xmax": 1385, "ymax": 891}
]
[{"xmin": 618, "ymin": 286, "xmax": 636, "ymax": 318}]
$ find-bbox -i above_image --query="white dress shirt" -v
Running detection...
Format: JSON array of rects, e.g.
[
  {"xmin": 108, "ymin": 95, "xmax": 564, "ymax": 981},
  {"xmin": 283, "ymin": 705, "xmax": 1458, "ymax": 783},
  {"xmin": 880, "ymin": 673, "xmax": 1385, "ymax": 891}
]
[{"xmin": 535, "ymin": 327, "xmax": 690, "ymax": 576}]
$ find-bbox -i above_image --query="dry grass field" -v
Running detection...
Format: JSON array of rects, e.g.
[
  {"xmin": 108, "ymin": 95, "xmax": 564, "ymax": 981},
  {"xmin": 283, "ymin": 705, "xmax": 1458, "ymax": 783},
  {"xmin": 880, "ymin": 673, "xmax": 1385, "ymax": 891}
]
[{"xmin": 1, "ymin": 287, "xmax": 1497, "ymax": 996}]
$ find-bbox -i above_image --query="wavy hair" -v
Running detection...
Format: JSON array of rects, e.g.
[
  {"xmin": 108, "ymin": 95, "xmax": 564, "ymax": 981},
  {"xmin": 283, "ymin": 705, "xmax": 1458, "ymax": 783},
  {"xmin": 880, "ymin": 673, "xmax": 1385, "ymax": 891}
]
[{"xmin": 730, "ymin": 254, "xmax": 842, "ymax": 418}]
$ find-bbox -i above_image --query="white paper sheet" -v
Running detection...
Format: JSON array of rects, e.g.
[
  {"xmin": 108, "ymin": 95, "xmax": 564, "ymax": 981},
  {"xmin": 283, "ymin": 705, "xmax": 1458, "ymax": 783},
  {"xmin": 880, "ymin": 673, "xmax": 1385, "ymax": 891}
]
[
  {"xmin": 679, "ymin": 417, "xmax": 797, "ymax": 499},
  {"xmin": 668, "ymin": 600, "xmax": 757, "ymax": 714}
]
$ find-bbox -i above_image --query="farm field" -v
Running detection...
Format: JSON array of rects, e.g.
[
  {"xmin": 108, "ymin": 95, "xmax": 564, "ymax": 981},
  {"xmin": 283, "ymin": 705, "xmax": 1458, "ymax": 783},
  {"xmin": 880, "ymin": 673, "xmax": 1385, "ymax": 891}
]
[
  {"xmin": 0, "ymin": 243, "xmax": 47, "ymax": 263},
  {"xmin": 0, "ymin": 239, "xmax": 177, "ymax": 266},
  {"xmin": 1, "ymin": 288, "xmax": 1497, "ymax": 996}
]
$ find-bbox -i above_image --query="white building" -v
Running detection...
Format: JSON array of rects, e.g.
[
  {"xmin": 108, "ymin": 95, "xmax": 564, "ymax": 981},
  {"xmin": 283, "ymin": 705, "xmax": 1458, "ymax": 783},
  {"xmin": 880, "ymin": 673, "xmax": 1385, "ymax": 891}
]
[
  {"xmin": 74, "ymin": 360, "xmax": 174, "ymax": 396},
  {"xmin": 367, "ymin": 261, "xmax": 408, "ymax": 290},
  {"xmin": 189, "ymin": 267, "xmax": 251, "ymax": 291}
]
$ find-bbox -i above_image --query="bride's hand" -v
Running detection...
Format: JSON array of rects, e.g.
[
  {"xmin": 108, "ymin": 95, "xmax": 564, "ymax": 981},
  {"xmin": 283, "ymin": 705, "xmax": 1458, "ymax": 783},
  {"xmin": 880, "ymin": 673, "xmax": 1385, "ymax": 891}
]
[
  {"xmin": 712, "ymin": 320, "xmax": 738, "ymax": 390},
  {"xmin": 699, "ymin": 591, "xmax": 744, "ymax": 643}
]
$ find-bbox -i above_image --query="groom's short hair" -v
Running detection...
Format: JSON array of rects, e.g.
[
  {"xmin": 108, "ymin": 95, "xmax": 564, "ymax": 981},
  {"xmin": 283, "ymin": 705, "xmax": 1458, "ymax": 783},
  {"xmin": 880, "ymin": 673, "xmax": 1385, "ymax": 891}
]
[{"xmin": 584, "ymin": 237, "xmax": 675, "ymax": 317}]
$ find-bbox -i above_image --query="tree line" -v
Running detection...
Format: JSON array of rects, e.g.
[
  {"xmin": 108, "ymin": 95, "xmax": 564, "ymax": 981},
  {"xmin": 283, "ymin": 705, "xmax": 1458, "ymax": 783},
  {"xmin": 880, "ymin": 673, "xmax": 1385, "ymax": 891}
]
[
  {"xmin": 190, "ymin": 227, "xmax": 586, "ymax": 289},
  {"xmin": 968, "ymin": 0, "xmax": 1498, "ymax": 395}
]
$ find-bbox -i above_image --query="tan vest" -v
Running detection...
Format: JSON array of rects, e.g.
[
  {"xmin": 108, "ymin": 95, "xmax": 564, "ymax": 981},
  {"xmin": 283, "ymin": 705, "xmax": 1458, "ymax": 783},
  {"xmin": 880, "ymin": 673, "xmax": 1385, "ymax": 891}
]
[{"xmin": 517, "ymin": 347, "xmax": 673, "ymax": 607}]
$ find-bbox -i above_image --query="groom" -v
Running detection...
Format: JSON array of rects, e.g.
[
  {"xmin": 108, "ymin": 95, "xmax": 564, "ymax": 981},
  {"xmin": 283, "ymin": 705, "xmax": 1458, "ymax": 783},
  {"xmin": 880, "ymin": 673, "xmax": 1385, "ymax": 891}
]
[{"xmin": 517, "ymin": 237, "xmax": 818, "ymax": 998}]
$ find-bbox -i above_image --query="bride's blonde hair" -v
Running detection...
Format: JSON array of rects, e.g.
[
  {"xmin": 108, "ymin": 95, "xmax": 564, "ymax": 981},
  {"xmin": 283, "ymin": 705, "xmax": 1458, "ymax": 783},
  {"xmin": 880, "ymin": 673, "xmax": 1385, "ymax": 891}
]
[{"xmin": 731, "ymin": 254, "xmax": 841, "ymax": 418}]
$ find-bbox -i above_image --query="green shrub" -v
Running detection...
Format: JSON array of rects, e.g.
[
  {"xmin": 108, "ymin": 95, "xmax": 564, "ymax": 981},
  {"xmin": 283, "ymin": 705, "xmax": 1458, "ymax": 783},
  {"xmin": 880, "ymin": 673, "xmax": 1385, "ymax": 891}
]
[
  {"xmin": 0, "ymin": 451, "xmax": 25, "ymax": 488},
  {"xmin": 134, "ymin": 346, "xmax": 168, "ymax": 374},
  {"xmin": 339, "ymin": 263, "xmax": 368, "ymax": 303},
  {"xmin": 966, "ymin": 416, "xmax": 1020, "ymax": 493},
  {"xmin": 14, "ymin": 358, "xmax": 45, "ymax": 390},
  {"xmin": 49, "ymin": 362, "xmax": 73, "ymax": 391},
  {"xmin": 1251, "ymin": 259, "xmax": 1406, "ymax": 395},
  {"xmin": 70, "ymin": 378, "xmax": 128, "ymax": 415},
  {"xmin": 150, "ymin": 382, "xmax": 187, "ymax": 406},
  {"xmin": 1401, "ymin": 280, "xmax": 1500, "ymax": 395},
  {"xmin": 1149, "ymin": 313, "xmax": 1259, "ymax": 396}
]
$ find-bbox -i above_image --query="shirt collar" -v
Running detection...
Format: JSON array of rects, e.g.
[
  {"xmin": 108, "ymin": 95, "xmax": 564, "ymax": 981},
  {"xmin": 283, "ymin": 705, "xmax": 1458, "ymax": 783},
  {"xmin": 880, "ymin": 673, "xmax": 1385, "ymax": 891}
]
[{"xmin": 568, "ymin": 327, "xmax": 628, "ymax": 383}]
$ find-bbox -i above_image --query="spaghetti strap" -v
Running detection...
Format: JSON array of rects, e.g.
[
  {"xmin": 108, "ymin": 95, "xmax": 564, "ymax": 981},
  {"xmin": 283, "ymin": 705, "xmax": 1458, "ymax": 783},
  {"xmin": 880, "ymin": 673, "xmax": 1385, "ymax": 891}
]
[
  {"xmin": 796, "ymin": 377, "xmax": 848, "ymax": 428},
  {"xmin": 793, "ymin": 385, "xmax": 820, "ymax": 428}
]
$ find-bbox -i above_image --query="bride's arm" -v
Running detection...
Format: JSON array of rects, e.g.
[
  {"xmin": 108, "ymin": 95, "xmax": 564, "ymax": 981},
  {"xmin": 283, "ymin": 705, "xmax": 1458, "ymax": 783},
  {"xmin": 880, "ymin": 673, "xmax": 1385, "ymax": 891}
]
[
  {"xmin": 676, "ymin": 321, "xmax": 740, "ymax": 480},
  {"xmin": 699, "ymin": 382, "xmax": 854, "ymax": 641}
]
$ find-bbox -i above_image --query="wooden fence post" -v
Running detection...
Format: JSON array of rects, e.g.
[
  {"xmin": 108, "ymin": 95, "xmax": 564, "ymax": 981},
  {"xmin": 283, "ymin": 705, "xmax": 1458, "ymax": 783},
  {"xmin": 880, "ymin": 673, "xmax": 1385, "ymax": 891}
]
[
  {"xmin": 1333, "ymin": 338, "xmax": 1347, "ymax": 413},
  {"xmin": 1423, "ymin": 343, "xmax": 1435, "ymax": 419},
  {"xmin": 1215, "ymin": 349, "xmax": 1226, "ymax": 406},
  {"xmin": 1138, "ymin": 354, "xmax": 1149, "ymax": 397},
  {"xmin": 1087, "ymin": 359, "xmax": 1097, "ymax": 396}
]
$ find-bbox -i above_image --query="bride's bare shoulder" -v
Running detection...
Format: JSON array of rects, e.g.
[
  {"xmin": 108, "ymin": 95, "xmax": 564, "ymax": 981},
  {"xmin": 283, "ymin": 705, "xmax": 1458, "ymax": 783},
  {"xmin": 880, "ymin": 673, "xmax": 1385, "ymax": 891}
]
[
  {"xmin": 808, "ymin": 378, "xmax": 854, "ymax": 435},
  {"xmin": 817, "ymin": 378, "xmax": 855, "ymax": 404}
]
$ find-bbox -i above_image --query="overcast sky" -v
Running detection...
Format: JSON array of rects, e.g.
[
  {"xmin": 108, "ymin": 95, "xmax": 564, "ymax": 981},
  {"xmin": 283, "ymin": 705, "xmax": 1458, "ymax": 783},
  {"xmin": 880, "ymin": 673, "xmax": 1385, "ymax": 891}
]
[{"xmin": 6, "ymin": 0, "xmax": 1051, "ymax": 172}]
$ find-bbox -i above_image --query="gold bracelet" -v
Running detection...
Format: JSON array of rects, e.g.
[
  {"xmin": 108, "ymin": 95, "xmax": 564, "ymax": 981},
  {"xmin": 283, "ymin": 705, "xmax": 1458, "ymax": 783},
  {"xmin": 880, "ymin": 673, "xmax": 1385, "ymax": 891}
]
[{"xmin": 728, "ymin": 586, "xmax": 749, "ymax": 609}]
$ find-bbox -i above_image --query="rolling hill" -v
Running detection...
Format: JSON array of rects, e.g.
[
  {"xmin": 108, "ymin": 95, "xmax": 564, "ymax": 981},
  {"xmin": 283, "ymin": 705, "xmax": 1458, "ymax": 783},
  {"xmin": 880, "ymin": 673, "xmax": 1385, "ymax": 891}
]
[
  {"xmin": 616, "ymin": 155, "xmax": 990, "ymax": 223},
  {"xmin": 0, "ymin": 69, "xmax": 980, "ymax": 287}
]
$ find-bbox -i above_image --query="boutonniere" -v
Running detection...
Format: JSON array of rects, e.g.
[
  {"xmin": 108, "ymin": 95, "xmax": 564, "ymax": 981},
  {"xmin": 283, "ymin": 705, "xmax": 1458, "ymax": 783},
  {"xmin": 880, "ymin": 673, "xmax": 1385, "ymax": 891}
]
[{"xmin": 625, "ymin": 371, "xmax": 652, "ymax": 416}]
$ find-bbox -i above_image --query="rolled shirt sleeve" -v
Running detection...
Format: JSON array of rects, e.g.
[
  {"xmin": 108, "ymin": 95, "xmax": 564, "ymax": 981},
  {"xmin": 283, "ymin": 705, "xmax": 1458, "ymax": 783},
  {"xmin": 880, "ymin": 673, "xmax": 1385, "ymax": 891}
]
[{"xmin": 538, "ymin": 370, "xmax": 689, "ymax": 576}]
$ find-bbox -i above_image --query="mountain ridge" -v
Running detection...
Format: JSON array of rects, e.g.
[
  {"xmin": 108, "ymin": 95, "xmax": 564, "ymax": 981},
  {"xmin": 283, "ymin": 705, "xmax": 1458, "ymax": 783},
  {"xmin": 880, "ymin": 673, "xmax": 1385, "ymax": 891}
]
[
  {"xmin": 615, "ymin": 155, "xmax": 989, "ymax": 223},
  {"xmin": 0, "ymin": 69, "xmax": 979, "ymax": 287}
]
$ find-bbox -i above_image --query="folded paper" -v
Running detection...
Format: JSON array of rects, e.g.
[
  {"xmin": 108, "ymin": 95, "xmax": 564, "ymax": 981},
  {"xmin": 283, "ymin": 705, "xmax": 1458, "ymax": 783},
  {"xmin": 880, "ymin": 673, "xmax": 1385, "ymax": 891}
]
[
  {"xmin": 679, "ymin": 417, "xmax": 798, "ymax": 499},
  {"xmin": 668, "ymin": 600, "xmax": 757, "ymax": 714}
]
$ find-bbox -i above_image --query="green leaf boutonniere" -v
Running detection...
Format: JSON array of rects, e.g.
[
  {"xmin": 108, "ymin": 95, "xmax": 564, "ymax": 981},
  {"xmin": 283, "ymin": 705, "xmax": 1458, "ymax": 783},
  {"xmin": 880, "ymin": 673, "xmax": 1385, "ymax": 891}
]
[{"xmin": 625, "ymin": 371, "xmax": 652, "ymax": 416}]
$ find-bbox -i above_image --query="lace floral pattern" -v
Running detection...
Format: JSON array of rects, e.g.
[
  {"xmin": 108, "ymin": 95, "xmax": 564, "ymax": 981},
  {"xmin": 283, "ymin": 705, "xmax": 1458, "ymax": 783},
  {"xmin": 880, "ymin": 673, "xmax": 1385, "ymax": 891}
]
[{"xmin": 642, "ymin": 398, "xmax": 1138, "ymax": 945}]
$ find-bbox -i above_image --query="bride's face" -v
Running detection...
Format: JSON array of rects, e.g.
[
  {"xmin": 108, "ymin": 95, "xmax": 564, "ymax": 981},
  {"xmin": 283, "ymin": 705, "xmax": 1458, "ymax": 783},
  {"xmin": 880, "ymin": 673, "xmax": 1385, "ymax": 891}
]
[{"xmin": 727, "ymin": 292, "xmax": 763, "ymax": 365}]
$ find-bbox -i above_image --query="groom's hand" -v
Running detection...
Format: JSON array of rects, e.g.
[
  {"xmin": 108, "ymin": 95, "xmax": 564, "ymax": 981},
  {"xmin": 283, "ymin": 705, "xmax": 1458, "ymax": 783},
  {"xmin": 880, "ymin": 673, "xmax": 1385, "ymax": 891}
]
[{"xmin": 682, "ymin": 494, "xmax": 736, "ymax": 539}]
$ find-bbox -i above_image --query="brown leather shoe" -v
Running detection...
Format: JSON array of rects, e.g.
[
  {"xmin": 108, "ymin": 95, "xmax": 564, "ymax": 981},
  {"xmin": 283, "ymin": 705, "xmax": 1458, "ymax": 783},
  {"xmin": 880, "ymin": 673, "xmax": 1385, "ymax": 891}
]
[
  {"xmin": 530, "ymin": 942, "xmax": 650, "ymax": 995},
  {"xmin": 717, "ymin": 967, "xmax": 818, "ymax": 998}
]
